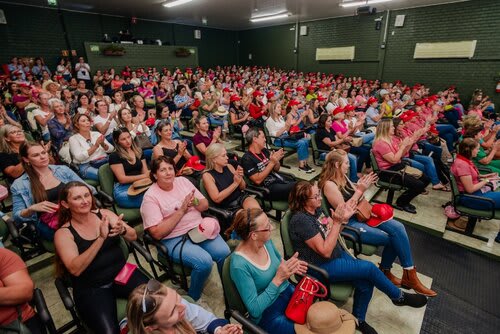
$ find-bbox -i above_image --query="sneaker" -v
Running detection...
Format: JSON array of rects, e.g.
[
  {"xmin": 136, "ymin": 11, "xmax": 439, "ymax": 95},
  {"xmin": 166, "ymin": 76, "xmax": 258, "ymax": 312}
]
[
  {"xmin": 392, "ymin": 291, "xmax": 428, "ymax": 308},
  {"xmin": 299, "ymin": 166, "xmax": 310, "ymax": 173},
  {"xmin": 495, "ymin": 232, "xmax": 500, "ymax": 243},
  {"xmin": 305, "ymin": 163, "xmax": 315, "ymax": 173},
  {"xmin": 357, "ymin": 321, "xmax": 378, "ymax": 334}
]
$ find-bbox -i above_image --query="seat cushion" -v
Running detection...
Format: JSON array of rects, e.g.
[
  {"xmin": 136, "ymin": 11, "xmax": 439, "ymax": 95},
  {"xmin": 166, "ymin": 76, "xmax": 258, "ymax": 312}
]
[
  {"xmin": 117, "ymin": 207, "xmax": 142, "ymax": 226},
  {"xmin": 330, "ymin": 282, "xmax": 354, "ymax": 302}
]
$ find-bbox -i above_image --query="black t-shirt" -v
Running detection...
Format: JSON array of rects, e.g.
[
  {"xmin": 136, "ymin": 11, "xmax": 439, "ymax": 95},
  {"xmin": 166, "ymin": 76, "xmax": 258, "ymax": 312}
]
[
  {"xmin": 315, "ymin": 128, "xmax": 336, "ymax": 152},
  {"xmin": 0, "ymin": 152, "xmax": 20, "ymax": 183},
  {"xmin": 241, "ymin": 148, "xmax": 284, "ymax": 186},
  {"xmin": 289, "ymin": 209, "xmax": 342, "ymax": 265},
  {"xmin": 109, "ymin": 152, "xmax": 144, "ymax": 177},
  {"xmin": 207, "ymin": 166, "xmax": 242, "ymax": 208}
]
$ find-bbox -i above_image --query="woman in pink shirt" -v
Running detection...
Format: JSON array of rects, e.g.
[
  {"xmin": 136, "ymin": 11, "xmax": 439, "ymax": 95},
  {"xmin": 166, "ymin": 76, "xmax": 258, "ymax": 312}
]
[
  {"xmin": 372, "ymin": 119, "xmax": 430, "ymax": 214},
  {"xmin": 140, "ymin": 156, "xmax": 230, "ymax": 301}
]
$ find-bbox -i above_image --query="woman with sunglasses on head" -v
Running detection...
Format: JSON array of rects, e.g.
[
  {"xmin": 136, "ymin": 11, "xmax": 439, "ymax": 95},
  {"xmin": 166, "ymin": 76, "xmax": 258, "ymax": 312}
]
[
  {"xmin": 12, "ymin": 142, "xmax": 95, "ymax": 241},
  {"xmin": 0, "ymin": 124, "xmax": 28, "ymax": 183},
  {"xmin": 227, "ymin": 208, "xmax": 308, "ymax": 333},
  {"xmin": 127, "ymin": 280, "xmax": 242, "ymax": 334},
  {"xmin": 110, "ymin": 127, "xmax": 149, "ymax": 209},
  {"xmin": 288, "ymin": 181, "xmax": 428, "ymax": 334},
  {"xmin": 69, "ymin": 113, "xmax": 114, "ymax": 181},
  {"xmin": 54, "ymin": 181, "xmax": 148, "ymax": 334}
]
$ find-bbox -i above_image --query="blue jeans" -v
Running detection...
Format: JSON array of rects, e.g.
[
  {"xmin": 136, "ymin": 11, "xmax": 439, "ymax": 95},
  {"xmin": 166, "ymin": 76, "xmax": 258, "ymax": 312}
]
[
  {"xmin": 320, "ymin": 152, "xmax": 358, "ymax": 182},
  {"xmin": 161, "ymin": 235, "xmax": 230, "ymax": 300},
  {"xmin": 350, "ymin": 145, "xmax": 371, "ymax": 172},
  {"xmin": 209, "ymin": 114, "xmax": 228, "ymax": 127},
  {"xmin": 276, "ymin": 138, "xmax": 310, "ymax": 162},
  {"xmin": 358, "ymin": 132, "xmax": 375, "ymax": 145},
  {"xmin": 346, "ymin": 218, "xmax": 413, "ymax": 268},
  {"xmin": 258, "ymin": 285, "xmax": 295, "ymax": 334},
  {"xmin": 78, "ymin": 163, "xmax": 99, "ymax": 181},
  {"xmin": 405, "ymin": 155, "xmax": 440, "ymax": 185},
  {"xmin": 320, "ymin": 251, "xmax": 401, "ymax": 321},
  {"xmin": 419, "ymin": 140, "xmax": 443, "ymax": 159},
  {"xmin": 436, "ymin": 124, "xmax": 458, "ymax": 152},
  {"xmin": 113, "ymin": 183, "xmax": 144, "ymax": 208},
  {"xmin": 465, "ymin": 190, "xmax": 500, "ymax": 210}
]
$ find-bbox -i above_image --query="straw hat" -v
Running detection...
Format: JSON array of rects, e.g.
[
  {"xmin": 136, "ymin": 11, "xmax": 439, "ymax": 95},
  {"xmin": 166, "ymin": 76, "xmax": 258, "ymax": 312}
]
[
  {"xmin": 295, "ymin": 302, "xmax": 357, "ymax": 334},
  {"xmin": 42, "ymin": 80, "xmax": 60, "ymax": 91},
  {"xmin": 127, "ymin": 178, "xmax": 153, "ymax": 196}
]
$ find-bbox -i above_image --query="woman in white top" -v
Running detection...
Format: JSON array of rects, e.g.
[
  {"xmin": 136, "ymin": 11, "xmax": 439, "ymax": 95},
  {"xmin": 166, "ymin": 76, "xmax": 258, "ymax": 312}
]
[
  {"xmin": 69, "ymin": 113, "xmax": 114, "ymax": 180},
  {"xmin": 93, "ymin": 100, "xmax": 118, "ymax": 143},
  {"xmin": 118, "ymin": 108, "xmax": 151, "ymax": 139},
  {"xmin": 109, "ymin": 91, "xmax": 130, "ymax": 114},
  {"xmin": 265, "ymin": 103, "xmax": 313, "ymax": 173},
  {"xmin": 77, "ymin": 94, "xmax": 94, "ymax": 117}
]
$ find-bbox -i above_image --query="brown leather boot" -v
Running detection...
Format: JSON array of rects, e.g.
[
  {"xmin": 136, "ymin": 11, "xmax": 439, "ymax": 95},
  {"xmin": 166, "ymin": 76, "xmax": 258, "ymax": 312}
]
[
  {"xmin": 401, "ymin": 267, "xmax": 437, "ymax": 297},
  {"xmin": 379, "ymin": 265, "xmax": 402, "ymax": 287}
]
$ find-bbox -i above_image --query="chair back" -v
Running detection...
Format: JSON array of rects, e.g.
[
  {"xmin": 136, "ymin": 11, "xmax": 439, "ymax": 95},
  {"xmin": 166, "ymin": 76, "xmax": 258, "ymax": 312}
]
[
  {"xmin": 280, "ymin": 210, "xmax": 295, "ymax": 259},
  {"xmin": 449, "ymin": 173, "xmax": 461, "ymax": 205},
  {"xmin": 221, "ymin": 255, "xmax": 249, "ymax": 316},
  {"xmin": 310, "ymin": 132, "xmax": 319, "ymax": 156},
  {"xmin": 262, "ymin": 125, "xmax": 275, "ymax": 148},
  {"xmin": 199, "ymin": 178, "xmax": 217, "ymax": 207},
  {"xmin": 321, "ymin": 195, "xmax": 332, "ymax": 216},
  {"xmin": 191, "ymin": 141, "xmax": 201, "ymax": 158},
  {"xmin": 98, "ymin": 163, "xmax": 114, "ymax": 196},
  {"xmin": 370, "ymin": 151, "xmax": 380, "ymax": 174}
]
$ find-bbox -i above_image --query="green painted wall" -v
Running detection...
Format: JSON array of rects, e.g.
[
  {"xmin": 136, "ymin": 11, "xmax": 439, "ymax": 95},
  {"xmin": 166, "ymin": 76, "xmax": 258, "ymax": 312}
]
[
  {"xmin": 238, "ymin": 0, "xmax": 500, "ymax": 106},
  {"xmin": 0, "ymin": 2, "xmax": 237, "ymax": 70},
  {"xmin": 84, "ymin": 42, "xmax": 198, "ymax": 71}
]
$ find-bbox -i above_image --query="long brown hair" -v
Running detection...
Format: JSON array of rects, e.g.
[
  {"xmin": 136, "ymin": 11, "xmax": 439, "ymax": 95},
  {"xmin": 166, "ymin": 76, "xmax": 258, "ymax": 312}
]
[
  {"xmin": 112, "ymin": 127, "xmax": 142, "ymax": 163},
  {"xmin": 19, "ymin": 141, "xmax": 47, "ymax": 203},
  {"xmin": 126, "ymin": 284, "xmax": 195, "ymax": 334},
  {"xmin": 318, "ymin": 150, "xmax": 348, "ymax": 191},
  {"xmin": 374, "ymin": 118, "xmax": 392, "ymax": 144}
]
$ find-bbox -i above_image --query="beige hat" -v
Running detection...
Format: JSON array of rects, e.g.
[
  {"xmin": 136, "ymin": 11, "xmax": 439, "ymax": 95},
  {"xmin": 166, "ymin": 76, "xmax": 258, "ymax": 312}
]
[
  {"xmin": 295, "ymin": 302, "xmax": 357, "ymax": 334},
  {"xmin": 214, "ymin": 106, "xmax": 229, "ymax": 116},
  {"xmin": 42, "ymin": 80, "xmax": 60, "ymax": 91},
  {"xmin": 127, "ymin": 178, "xmax": 153, "ymax": 196}
]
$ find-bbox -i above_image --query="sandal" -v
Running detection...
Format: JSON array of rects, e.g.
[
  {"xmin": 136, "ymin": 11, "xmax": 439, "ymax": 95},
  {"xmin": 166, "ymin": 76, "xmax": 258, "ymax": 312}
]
[{"xmin": 432, "ymin": 184, "xmax": 451, "ymax": 192}]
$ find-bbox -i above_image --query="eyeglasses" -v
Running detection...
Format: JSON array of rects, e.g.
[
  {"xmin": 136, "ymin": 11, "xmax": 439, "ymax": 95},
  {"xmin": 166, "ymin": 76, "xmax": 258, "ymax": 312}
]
[
  {"xmin": 8, "ymin": 130, "xmax": 23, "ymax": 135},
  {"xmin": 141, "ymin": 279, "xmax": 162, "ymax": 315},
  {"xmin": 308, "ymin": 191, "xmax": 322, "ymax": 200},
  {"xmin": 253, "ymin": 222, "xmax": 274, "ymax": 233}
]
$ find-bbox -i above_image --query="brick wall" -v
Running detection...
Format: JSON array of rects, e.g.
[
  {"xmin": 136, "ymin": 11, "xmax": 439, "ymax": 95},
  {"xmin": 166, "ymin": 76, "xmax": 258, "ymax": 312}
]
[
  {"xmin": 238, "ymin": 0, "xmax": 500, "ymax": 106},
  {"xmin": 0, "ymin": 2, "xmax": 237, "ymax": 70}
]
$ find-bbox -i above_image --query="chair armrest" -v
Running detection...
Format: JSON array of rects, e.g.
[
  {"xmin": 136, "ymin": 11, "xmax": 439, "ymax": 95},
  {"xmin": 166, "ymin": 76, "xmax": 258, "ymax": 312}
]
[
  {"xmin": 377, "ymin": 169, "xmax": 404, "ymax": 186},
  {"xmin": 247, "ymin": 184, "xmax": 270, "ymax": 196},
  {"xmin": 243, "ymin": 187, "xmax": 265, "ymax": 198},
  {"xmin": 33, "ymin": 288, "xmax": 57, "ymax": 334},
  {"xmin": 207, "ymin": 206, "xmax": 232, "ymax": 220},
  {"xmin": 55, "ymin": 278, "xmax": 75, "ymax": 310},
  {"xmin": 3, "ymin": 216, "xmax": 19, "ymax": 239},
  {"xmin": 340, "ymin": 232, "xmax": 360, "ymax": 257},
  {"xmin": 455, "ymin": 193, "xmax": 496, "ymax": 219},
  {"xmin": 341, "ymin": 226, "xmax": 362, "ymax": 256},
  {"xmin": 227, "ymin": 309, "xmax": 268, "ymax": 334},
  {"xmin": 96, "ymin": 190, "xmax": 114, "ymax": 207},
  {"xmin": 279, "ymin": 171, "xmax": 296, "ymax": 181},
  {"xmin": 128, "ymin": 239, "xmax": 154, "ymax": 263}
]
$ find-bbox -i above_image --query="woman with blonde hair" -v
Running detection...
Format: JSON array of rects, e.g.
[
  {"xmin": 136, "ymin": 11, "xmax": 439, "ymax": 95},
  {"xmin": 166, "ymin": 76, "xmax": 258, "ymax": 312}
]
[
  {"xmin": 126, "ymin": 280, "xmax": 242, "ymax": 334},
  {"xmin": 202, "ymin": 143, "xmax": 260, "ymax": 231},
  {"xmin": 372, "ymin": 118, "xmax": 429, "ymax": 214},
  {"xmin": 319, "ymin": 150, "xmax": 436, "ymax": 298}
]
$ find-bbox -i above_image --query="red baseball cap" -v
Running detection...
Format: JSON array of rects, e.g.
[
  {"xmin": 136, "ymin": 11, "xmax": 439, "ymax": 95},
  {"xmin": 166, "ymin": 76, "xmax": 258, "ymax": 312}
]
[
  {"xmin": 288, "ymin": 99, "xmax": 301, "ymax": 107},
  {"xmin": 230, "ymin": 95, "xmax": 241, "ymax": 102},
  {"xmin": 367, "ymin": 97, "xmax": 378, "ymax": 105},
  {"xmin": 415, "ymin": 100, "xmax": 425, "ymax": 106},
  {"xmin": 344, "ymin": 105, "xmax": 355, "ymax": 112},
  {"xmin": 333, "ymin": 107, "xmax": 345, "ymax": 115},
  {"xmin": 19, "ymin": 82, "xmax": 30, "ymax": 89},
  {"xmin": 266, "ymin": 91, "xmax": 275, "ymax": 99},
  {"xmin": 296, "ymin": 86, "xmax": 304, "ymax": 92},
  {"xmin": 187, "ymin": 217, "xmax": 220, "ymax": 243},
  {"xmin": 252, "ymin": 90, "xmax": 263, "ymax": 97},
  {"xmin": 284, "ymin": 88, "xmax": 293, "ymax": 94},
  {"xmin": 317, "ymin": 95, "xmax": 327, "ymax": 102},
  {"xmin": 319, "ymin": 83, "xmax": 326, "ymax": 89},
  {"xmin": 222, "ymin": 87, "xmax": 231, "ymax": 93},
  {"xmin": 366, "ymin": 203, "xmax": 394, "ymax": 227},
  {"xmin": 185, "ymin": 156, "xmax": 205, "ymax": 171}
]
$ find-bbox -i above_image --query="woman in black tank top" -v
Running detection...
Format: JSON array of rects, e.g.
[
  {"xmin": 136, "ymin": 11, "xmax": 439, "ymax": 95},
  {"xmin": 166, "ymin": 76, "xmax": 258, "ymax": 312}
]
[
  {"xmin": 152, "ymin": 121, "xmax": 191, "ymax": 171},
  {"xmin": 202, "ymin": 143, "xmax": 261, "ymax": 232},
  {"xmin": 54, "ymin": 182, "xmax": 148, "ymax": 334}
]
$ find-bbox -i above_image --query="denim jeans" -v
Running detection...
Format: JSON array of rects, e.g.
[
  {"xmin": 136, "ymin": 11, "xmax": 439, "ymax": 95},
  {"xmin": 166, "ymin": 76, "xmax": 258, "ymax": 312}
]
[
  {"xmin": 358, "ymin": 132, "xmax": 375, "ymax": 145},
  {"xmin": 78, "ymin": 163, "xmax": 99, "ymax": 181},
  {"xmin": 465, "ymin": 190, "xmax": 500, "ymax": 210},
  {"xmin": 258, "ymin": 285, "xmax": 295, "ymax": 334},
  {"xmin": 419, "ymin": 140, "xmax": 443, "ymax": 159},
  {"xmin": 405, "ymin": 156, "xmax": 440, "ymax": 185},
  {"xmin": 320, "ymin": 152, "xmax": 358, "ymax": 182},
  {"xmin": 276, "ymin": 138, "xmax": 310, "ymax": 162},
  {"xmin": 346, "ymin": 218, "xmax": 413, "ymax": 269},
  {"xmin": 209, "ymin": 114, "xmax": 228, "ymax": 127},
  {"xmin": 320, "ymin": 251, "xmax": 401, "ymax": 321},
  {"xmin": 350, "ymin": 145, "xmax": 371, "ymax": 172},
  {"xmin": 161, "ymin": 235, "xmax": 230, "ymax": 300},
  {"xmin": 113, "ymin": 183, "xmax": 144, "ymax": 208},
  {"xmin": 436, "ymin": 124, "xmax": 458, "ymax": 152}
]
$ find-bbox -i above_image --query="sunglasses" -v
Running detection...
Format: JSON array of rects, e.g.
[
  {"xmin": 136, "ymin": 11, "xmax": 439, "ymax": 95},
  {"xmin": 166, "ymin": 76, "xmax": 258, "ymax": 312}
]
[{"xmin": 141, "ymin": 279, "xmax": 162, "ymax": 315}]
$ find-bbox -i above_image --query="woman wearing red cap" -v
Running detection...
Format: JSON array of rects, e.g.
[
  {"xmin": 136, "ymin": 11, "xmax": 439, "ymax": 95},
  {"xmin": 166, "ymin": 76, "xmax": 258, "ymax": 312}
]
[
  {"xmin": 229, "ymin": 95, "xmax": 251, "ymax": 133},
  {"xmin": 248, "ymin": 90, "xmax": 267, "ymax": 126},
  {"xmin": 288, "ymin": 180, "xmax": 428, "ymax": 334}
]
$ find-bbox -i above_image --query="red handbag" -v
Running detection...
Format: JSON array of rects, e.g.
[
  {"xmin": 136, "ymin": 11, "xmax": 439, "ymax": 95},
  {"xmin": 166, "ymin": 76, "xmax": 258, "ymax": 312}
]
[{"xmin": 285, "ymin": 276, "xmax": 328, "ymax": 324}]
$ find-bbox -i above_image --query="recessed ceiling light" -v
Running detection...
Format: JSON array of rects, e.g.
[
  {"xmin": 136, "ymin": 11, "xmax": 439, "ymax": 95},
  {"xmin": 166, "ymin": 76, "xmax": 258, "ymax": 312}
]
[{"xmin": 163, "ymin": 0, "xmax": 193, "ymax": 8}]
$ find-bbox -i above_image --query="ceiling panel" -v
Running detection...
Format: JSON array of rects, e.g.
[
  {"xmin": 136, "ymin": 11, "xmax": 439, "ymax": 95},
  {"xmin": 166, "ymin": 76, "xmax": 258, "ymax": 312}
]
[{"xmin": 4, "ymin": 0, "xmax": 470, "ymax": 30}]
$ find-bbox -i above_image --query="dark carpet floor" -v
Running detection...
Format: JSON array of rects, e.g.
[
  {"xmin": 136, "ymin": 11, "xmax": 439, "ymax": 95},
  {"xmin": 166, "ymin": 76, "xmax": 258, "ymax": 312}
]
[{"xmin": 376, "ymin": 224, "xmax": 500, "ymax": 334}]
